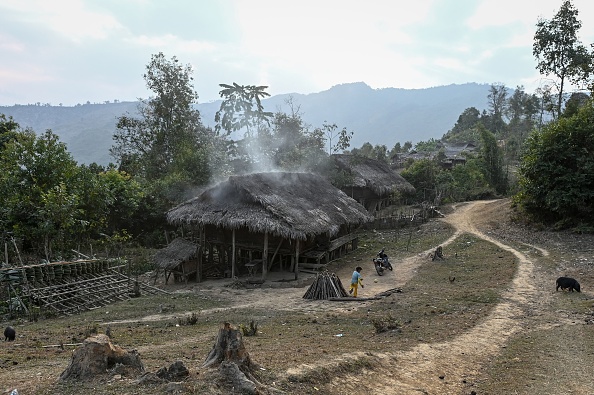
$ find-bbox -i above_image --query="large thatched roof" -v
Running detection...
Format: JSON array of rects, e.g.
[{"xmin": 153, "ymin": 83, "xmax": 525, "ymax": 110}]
[
  {"xmin": 153, "ymin": 238, "xmax": 198, "ymax": 270},
  {"xmin": 332, "ymin": 154, "xmax": 416, "ymax": 196},
  {"xmin": 166, "ymin": 172, "xmax": 373, "ymax": 240}
]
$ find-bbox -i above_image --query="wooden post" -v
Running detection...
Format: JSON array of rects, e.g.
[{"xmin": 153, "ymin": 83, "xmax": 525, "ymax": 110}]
[
  {"xmin": 294, "ymin": 239, "xmax": 300, "ymax": 280},
  {"xmin": 197, "ymin": 226, "xmax": 204, "ymax": 283},
  {"xmin": 262, "ymin": 232, "xmax": 268, "ymax": 279},
  {"xmin": 268, "ymin": 240, "xmax": 283, "ymax": 271},
  {"xmin": 231, "ymin": 229, "xmax": 236, "ymax": 279}
]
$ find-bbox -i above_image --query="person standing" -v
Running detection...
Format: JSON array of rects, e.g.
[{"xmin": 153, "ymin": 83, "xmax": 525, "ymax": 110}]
[{"xmin": 349, "ymin": 266, "xmax": 364, "ymax": 297}]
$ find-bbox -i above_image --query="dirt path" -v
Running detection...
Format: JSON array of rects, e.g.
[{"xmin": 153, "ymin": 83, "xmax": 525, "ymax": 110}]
[
  {"xmin": 103, "ymin": 200, "xmax": 552, "ymax": 394},
  {"xmin": 290, "ymin": 200, "xmax": 549, "ymax": 394}
]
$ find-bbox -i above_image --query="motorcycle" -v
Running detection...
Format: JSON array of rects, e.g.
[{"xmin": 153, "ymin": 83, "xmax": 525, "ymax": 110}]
[{"xmin": 373, "ymin": 248, "xmax": 393, "ymax": 276}]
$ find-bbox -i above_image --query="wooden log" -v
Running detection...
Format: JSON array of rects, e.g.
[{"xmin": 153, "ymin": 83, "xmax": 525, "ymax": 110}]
[{"xmin": 328, "ymin": 296, "xmax": 381, "ymax": 301}]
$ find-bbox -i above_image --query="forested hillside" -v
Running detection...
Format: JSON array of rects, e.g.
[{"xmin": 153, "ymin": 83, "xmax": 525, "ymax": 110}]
[{"xmin": 1, "ymin": 82, "xmax": 491, "ymax": 165}]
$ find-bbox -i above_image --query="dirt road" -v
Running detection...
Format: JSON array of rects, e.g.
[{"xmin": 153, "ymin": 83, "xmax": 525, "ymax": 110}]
[{"xmin": 290, "ymin": 200, "xmax": 556, "ymax": 394}]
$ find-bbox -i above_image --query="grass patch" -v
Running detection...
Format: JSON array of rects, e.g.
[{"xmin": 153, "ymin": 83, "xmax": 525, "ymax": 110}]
[
  {"xmin": 475, "ymin": 324, "xmax": 594, "ymax": 394},
  {"xmin": 366, "ymin": 233, "xmax": 517, "ymax": 346}
]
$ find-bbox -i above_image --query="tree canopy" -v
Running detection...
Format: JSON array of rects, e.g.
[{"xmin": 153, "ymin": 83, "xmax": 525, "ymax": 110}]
[{"xmin": 515, "ymin": 98, "xmax": 594, "ymax": 229}]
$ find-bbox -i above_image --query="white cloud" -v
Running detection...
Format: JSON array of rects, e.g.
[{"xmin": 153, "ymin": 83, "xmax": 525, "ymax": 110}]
[
  {"xmin": 0, "ymin": 34, "xmax": 25, "ymax": 52},
  {"xmin": 2, "ymin": 0, "xmax": 123, "ymax": 42},
  {"xmin": 1, "ymin": 0, "xmax": 593, "ymax": 105}
]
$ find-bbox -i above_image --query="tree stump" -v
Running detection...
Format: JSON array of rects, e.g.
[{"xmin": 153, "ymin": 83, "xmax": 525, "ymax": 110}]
[
  {"xmin": 202, "ymin": 322, "xmax": 260, "ymax": 394},
  {"xmin": 203, "ymin": 322, "xmax": 254, "ymax": 368},
  {"xmin": 59, "ymin": 334, "xmax": 144, "ymax": 381},
  {"xmin": 432, "ymin": 245, "xmax": 444, "ymax": 261}
]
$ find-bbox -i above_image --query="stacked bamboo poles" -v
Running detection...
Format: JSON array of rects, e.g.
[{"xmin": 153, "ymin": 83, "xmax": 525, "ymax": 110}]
[{"xmin": 302, "ymin": 271, "xmax": 349, "ymax": 300}]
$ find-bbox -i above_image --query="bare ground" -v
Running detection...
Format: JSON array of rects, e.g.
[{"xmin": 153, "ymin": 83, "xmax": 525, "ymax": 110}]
[{"xmin": 2, "ymin": 198, "xmax": 594, "ymax": 394}]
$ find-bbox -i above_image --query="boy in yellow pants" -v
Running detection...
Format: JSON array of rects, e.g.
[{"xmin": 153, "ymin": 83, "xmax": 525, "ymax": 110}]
[{"xmin": 348, "ymin": 266, "xmax": 364, "ymax": 297}]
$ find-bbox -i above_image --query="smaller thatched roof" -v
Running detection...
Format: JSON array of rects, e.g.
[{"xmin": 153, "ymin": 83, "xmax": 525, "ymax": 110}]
[
  {"xmin": 166, "ymin": 172, "xmax": 373, "ymax": 240},
  {"xmin": 332, "ymin": 154, "xmax": 416, "ymax": 196},
  {"xmin": 153, "ymin": 238, "xmax": 198, "ymax": 270}
]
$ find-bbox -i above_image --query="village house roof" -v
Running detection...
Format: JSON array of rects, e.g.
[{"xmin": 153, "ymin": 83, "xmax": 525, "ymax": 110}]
[
  {"xmin": 166, "ymin": 172, "xmax": 373, "ymax": 240},
  {"xmin": 152, "ymin": 238, "xmax": 198, "ymax": 270},
  {"xmin": 332, "ymin": 154, "xmax": 416, "ymax": 196},
  {"xmin": 391, "ymin": 141, "xmax": 477, "ymax": 168}
]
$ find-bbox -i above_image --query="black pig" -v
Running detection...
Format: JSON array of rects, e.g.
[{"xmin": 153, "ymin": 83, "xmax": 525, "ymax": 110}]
[
  {"xmin": 4, "ymin": 326, "xmax": 15, "ymax": 341},
  {"xmin": 556, "ymin": 276, "xmax": 581, "ymax": 292}
]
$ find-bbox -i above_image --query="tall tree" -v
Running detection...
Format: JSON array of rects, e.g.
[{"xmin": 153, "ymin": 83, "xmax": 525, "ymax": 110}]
[
  {"xmin": 111, "ymin": 52, "xmax": 212, "ymax": 185},
  {"xmin": 442, "ymin": 107, "xmax": 483, "ymax": 143},
  {"xmin": 265, "ymin": 105, "xmax": 326, "ymax": 172},
  {"xmin": 486, "ymin": 83, "xmax": 508, "ymax": 136},
  {"xmin": 504, "ymin": 86, "xmax": 540, "ymax": 159},
  {"xmin": 533, "ymin": 0, "xmax": 593, "ymax": 118},
  {"xmin": 478, "ymin": 126, "xmax": 507, "ymax": 195},
  {"xmin": 315, "ymin": 122, "xmax": 353, "ymax": 155}
]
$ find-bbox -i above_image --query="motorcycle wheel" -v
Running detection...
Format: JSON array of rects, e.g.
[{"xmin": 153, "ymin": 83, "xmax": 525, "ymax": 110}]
[
  {"xmin": 375, "ymin": 263, "xmax": 384, "ymax": 276},
  {"xmin": 388, "ymin": 263, "xmax": 393, "ymax": 271}
]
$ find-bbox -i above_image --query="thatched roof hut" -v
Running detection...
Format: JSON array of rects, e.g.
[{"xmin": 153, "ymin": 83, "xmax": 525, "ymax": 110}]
[
  {"xmin": 152, "ymin": 238, "xmax": 199, "ymax": 284},
  {"xmin": 167, "ymin": 172, "xmax": 373, "ymax": 280},
  {"xmin": 153, "ymin": 238, "xmax": 198, "ymax": 271},
  {"xmin": 331, "ymin": 154, "xmax": 416, "ymax": 212},
  {"xmin": 167, "ymin": 172, "xmax": 372, "ymax": 240}
]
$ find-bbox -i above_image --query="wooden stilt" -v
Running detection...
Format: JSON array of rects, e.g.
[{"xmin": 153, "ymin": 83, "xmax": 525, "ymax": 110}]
[
  {"xmin": 262, "ymin": 232, "xmax": 268, "ymax": 279},
  {"xmin": 231, "ymin": 229, "xmax": 236, "ymax": 278},
  {"xmin": 294, "ymin": 239, "xmax": 300, "ymax": 280}
]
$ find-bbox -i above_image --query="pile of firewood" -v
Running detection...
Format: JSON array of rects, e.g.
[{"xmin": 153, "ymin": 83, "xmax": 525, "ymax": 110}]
[{"xmin": 303, "ymin": 271, "xmax": 348, "ymax": 300}]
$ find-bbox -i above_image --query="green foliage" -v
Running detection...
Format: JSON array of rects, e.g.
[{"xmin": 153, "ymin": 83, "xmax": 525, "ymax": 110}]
[
  {"xmin": 414, "ymin": 138, "xmax": 440, "ymax": 152},
  {"xmin": 443, "ymin": 107, "xmax": 482, "ymax": 142},
  {"xmin": 267, "ymin": 110, "xmax": 327, "ymax": 172},
  {"xmin": 388, "ymin": 141, "xmax": 414, "ymax": 162},
  {"xmin": 562, "ymin": 92, "xmax": 590, "ymax": 118},
  {"xmin": 441, "ymin": 158, "xmax": 494, "ymax": 202},
  {"xmin": 350, "ymin": 142, "xmax": 389, "ymax": 162},
  {"xmin": 112, "ymin": 52, "xmax": 214, "ymax": 186},
  {"xmin": 110, "ymin": 53, "xmax": 224, "ymax": 245},
  {"xmin": 315, "ymin": 121, "xmax": 354, "ymax": 155},
  {"xmin": 0, "ymin": 114, "xmax": 20, "ymax": 149},
  {"xmin": 0, "ymin": 129, "xmax": 81, "ymax": 258},
  {"xmin": 215, "ymin": 82, "xmax": 273, "ymax": 137},
  {"xmin": 0, "ymin": 116, "xmax": 149, "ymax": 259},
  {"xmin": 515, "ymin": 99, "xmax": 594, "ymax": 228},
  {"xmin": 401, "ymin": 158, "xmax": 440, "ymax": 202},
  {"xmin": 486, "ymin": 83, "xmax": 508, "ymax": 136},
  {"xmin": 227, "ymin": 97, "xmax": 329, "ymax": 173},
  {"xmin": 478, "ymin": 126, "xmax": 508, "ymax": 195},
  {"xmin": 444, "ymin": 86, "xmax": 542, "ymax": 164},
  {"xmin": 401, "ymin": 157, "xmax": 494, "ymax": 204}
]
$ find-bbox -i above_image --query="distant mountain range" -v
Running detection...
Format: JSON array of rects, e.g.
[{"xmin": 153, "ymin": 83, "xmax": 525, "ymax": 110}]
[{"xmin": 1, "ymin": 82, "xmax": 492, "ymax": 166}]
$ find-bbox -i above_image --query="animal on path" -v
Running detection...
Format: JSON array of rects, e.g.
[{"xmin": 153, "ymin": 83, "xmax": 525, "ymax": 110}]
[
  {"xmin": 4, "ymin": 326, "xmax": 16, "ymax": 341},
  {"xmin": 556, "ymin": 276, "xmax": 581, "ymax": 292}
]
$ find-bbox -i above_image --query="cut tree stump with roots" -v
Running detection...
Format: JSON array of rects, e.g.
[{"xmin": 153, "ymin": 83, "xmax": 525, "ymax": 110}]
[
  {"xmin": 203, "ymin": 322, "xmax": 275, "ymax": 395},
  {"xmin": 59, "ymin": 334, "xmax": 144, "ymax": 382}
]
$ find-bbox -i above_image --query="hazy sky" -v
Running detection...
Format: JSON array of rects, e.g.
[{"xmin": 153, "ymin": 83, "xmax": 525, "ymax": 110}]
[{"xmin": 1, "ymin": 0, "xmax": 593, "ymax": 106}]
